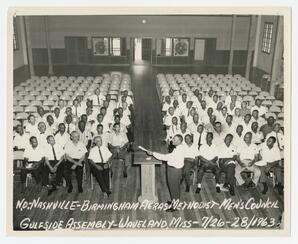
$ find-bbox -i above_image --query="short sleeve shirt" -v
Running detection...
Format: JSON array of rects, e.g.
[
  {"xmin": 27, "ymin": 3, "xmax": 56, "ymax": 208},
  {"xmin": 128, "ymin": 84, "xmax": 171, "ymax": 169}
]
[{"xmin": 64, "ymin": 141, "xmax": 87, "ymax": 159}]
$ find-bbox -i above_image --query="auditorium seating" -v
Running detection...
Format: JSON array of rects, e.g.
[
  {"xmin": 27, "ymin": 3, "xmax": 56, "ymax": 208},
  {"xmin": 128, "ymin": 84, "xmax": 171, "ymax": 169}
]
[
  {"xmin": 13, "ymin": 72, "xmax": 133, "ymax": 127},
  {"xmin": 156, "ymin": 73, "xmax": 284, "ymax": 125}
]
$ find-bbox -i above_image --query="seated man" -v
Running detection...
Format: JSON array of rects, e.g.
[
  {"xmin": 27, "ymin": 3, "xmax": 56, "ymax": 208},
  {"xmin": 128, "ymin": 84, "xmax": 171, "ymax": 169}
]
[
  {"xmin": 13, "ymin": 124, "xmax": 30, "ymax": 151},
  {"xmin": 55, "ymin": 123, "xmax": 70, "ymax": 148},
  {"xmin": 218, "ymin": 134, "xmax": 238, "ymax": 196},
  {"xmin": 255, "ymin": 136, "xmax": 283, "ymax": 195},
  {"xmin": 235, "ymin": 132, "xmax": 261, "ymax": 189},
  {"xmin": 43, "ymin": 135, "xmax": 65, "ymax": 195},
  {"xmin": 64, "ymin": 131, "xmax": 88, "ymax": 193},
  {"xmin": 25, "ymin": 114, "xmax": 39, "ymax": 136},
  {"xmin": 182, "ymin": 134, "xmax": 199, "ymax": 192},
  {"xmin": 21, "ymin": 136, "xmax": 45, "ymax": 193},
  {"xmin": 196, "ymin": 132, "xmax": 220, "ymax": 194},
  {"xmin": 108, "ymin": 123, "xmax": 130, "ymax": 178},
  {"xmin": 88, "ymin": 136, "xmax": 112, "ymax": 197}
]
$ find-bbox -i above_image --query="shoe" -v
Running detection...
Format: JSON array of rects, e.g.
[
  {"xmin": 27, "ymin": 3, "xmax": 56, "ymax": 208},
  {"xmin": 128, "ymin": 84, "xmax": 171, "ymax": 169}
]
[
  {"xmin": 166, "ymin": 200, "xmax": 172, "ymax": 206},
  {"xmin": 185, "ymin": 185, "xmax": 190, "ymax": 192},
  {"xmin": 48, "ymin": 188, "xmax": 55, "ymax": 196},
  {"xmin": 276, "ymin": 183, "xmax": 283, "ymax": 195},
  {"xmin": 216, "ymin": 186, "xmax": 221, "ymax": 193},
  {"xmin": 223, "ymin": 183, "xmax": 229, "ymax": 188},
  {"xmin": 229, "ymin": 185, "xmax": 235, "ymax": 196},
  {"xmin": 166, "ymin": 207, "xmax": 177, "ymax": 212},
  {"xmin": 67, "ymin": 186, "xmax": 73, "ymax": 193},
  {"xmin": 106, "ymin": 191, "xmax": 112, "ymax": 197},
  {"xmin": 195, "ymin": 187, "xmax": 201, "ymax": 194},
  {"xmin": 261, "ymin": 183, "xmax": 268, "ymax": 195},
  {"xmin": 78, "ymin": 186, "xmax": 83, "ymax": 193}
]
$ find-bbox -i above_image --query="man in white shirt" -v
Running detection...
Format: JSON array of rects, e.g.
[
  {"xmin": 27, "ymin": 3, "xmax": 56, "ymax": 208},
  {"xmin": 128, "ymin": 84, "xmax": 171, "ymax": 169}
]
[
  {"xmin": 251, "ymin": 122, "xmax": 264, "ymax": 145},
  {"xmin": 25, "ymin": 114, "xmax": 39, "ymax": 136},
  {"xmin": 65, "ymin": 115, "xmax": 76, "ymax": 135},
  {"xmin": 88, "ymin": 136, "xmax": 113, "ymax": 197},
  {"xmin": 266, "ymin": 123, "xmax": 284, "ymax": 152},
  {"xmin": 182, "ymin": 134, "xmax": 199, "ymax": 192},
  {"xmin": 241, "ymin": 114, "xmax": 253, "ymax": 135},
  {"xmin": 213, "ymin": 122, "xmax": 226, "ymax": 146},
  {"xmin": 233, "ymin": 125, "xmax": 244, "ymax": 149},
  {"xmin": 13, "ymin": 124, "xmax": 30, "ymax": 151},
  {"xmin": 90, "ymin": 88, "xmax": 105, "ymax": 107},
  {"xmin": 235, "ymin": 132, "xmax": 261, "ymax": 188},
  {"xmin": 193, "ymin": 124, "xmax": 207, "ymax": 150},
  {"xmin": 91, "ymin": 113, "xmax": 110, "ymax": 134},
  {"xmin": 166, "ymin": 116, "xmax": 180, "ymax": 147},
  {"xmin": 77, "ymin": 120, "xmax": 92, "ymax": 150},
  {"xmin": 147, "ymin": 135, "xmax": 185, "ymax": 211},
  {"xmin": 255, "ymin": 136, "xmax": 283, "ymax": 194},
  {"xmin": 233, "ymin": 108, "xmax": 243, "ymax": 127},
  {"xmin": 108, "ymin": 123, "xmax": 130, "ymax": 178},
  {"xmin": 36, "ymin": 122, "xmax": 51, "ymax": 149},
  {"xmin": 92, "ymin": 124, "xmax": 109, "ymax": 147},
  {"xmin": 54, "ymin": 123, "xmax": 70, "ymax": 148},
  {"xmin": 188, "ymin": 113, "xmax": 201, "ymax": 134},
  {"xmin": 46, "ymin": 114, "xmax": 58, "ymax": 135},
  {"xmin": 163, "ymin": 107, "xmax": 176, "ymax": 129},
  {"xmin": 196, "ymin": 132, "xmax": 220, "ymax": 194},
  {"xmin": 223, "ymin": 115, "xmax": 235, "ymax": 135},
  {"xmin": 218, "ymin": 134, "xmax": 238, "ymax": 196},
  {"xmin": 21, "ymin": 136, "xmax": 45, "ymax": 193},
  {"xmin": 43, "ymin": 135, "xmax": 65, "ymax": 195},
  {"xmin": 52, "ymin": 107, "xmax": 65, "ymax": 125},
  {"xmin": 251, "ymin": 99, "xmax": 268, "ymax": 117},
  {"xmin": 162, "ymin": 96, "xmax": 173, "ymax": 113},
  {"xmin": 36, "ymin": 106, "xmax": 47, "ymax": 124},
  {"xmin": 64, "ymin": 131, "xmax": 88, "ymax": 193},
  {"xmin": 251, "ymin": 109, "xmax": 266, "ymax": 128}
]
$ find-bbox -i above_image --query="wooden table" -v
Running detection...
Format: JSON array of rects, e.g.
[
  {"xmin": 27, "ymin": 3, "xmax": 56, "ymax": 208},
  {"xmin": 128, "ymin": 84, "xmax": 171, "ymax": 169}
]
[{"xmin": 133, "ymin": 151, "xmax": 162, "ymax": 203}]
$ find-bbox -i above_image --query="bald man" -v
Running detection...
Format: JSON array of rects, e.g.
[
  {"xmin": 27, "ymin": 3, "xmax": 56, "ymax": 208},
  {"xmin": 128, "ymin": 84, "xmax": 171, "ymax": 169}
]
[{"xmin": 64, "ymin": 131, "xmax": 87, "ymax": 193}]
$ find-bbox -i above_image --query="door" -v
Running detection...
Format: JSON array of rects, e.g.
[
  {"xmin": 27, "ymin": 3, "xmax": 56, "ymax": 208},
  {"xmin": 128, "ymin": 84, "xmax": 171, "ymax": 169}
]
[{"xmin": 132, "ymin": 38, "xmax": 152, "ymax": 64}]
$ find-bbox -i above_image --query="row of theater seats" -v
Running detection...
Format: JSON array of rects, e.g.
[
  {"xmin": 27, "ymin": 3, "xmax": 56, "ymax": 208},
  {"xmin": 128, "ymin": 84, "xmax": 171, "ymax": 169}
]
[
  {"xmin": 156, "ymin": 73, "xmax": 284, "ymax": 127},
  {"xmin": 13, "ymin": 72, "xmax": 133, "ymax": 128}
]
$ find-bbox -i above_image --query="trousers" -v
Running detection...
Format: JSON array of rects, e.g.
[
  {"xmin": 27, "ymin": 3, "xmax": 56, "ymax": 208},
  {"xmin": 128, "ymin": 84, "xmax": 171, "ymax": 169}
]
[
  {"xmin": 218, "ymin": 159, "xmax": 236, "ymax": 186},
  {"xmin": 258, "ymin": 161, "xmax": 283, "ymax": 184},
  {"xmin": 183, "ymin": 158, "xmax": 196, "ymax": 186},
  {"xmin": 197, "ymin": 160, "xmax": 220, "ymax": 184},
  {"xmin": 20, "ymin": 160, "xmax": 44, "ymax": 185},
  {"xmin": 63, "ymin": 160, "xmax": 83, "ymax": 189},
  {"xmin": 42, "ymin": 160, "xmax": 64, "ymax": 186},
  {"xmin": 90, "ymin": 163, "xmax": 110, "ymax": 193},
  {"xmin": 167, "ymin": 166, "xmax": 182, "ymax": 200},
  {"xmin": 235, "ymin": 164, "xmax": 261, "ymax": 185}
]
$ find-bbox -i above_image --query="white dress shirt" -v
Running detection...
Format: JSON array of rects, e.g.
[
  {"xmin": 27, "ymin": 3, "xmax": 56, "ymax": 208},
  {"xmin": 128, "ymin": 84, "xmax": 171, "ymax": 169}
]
[
  {"xmin": 54, "ymin": 132, "xmax": 70, "ymax": 148},
  {"xmin": 255, "ymin": 143, "xmax": 281, "ymax": 166},
  {"xmin": 64, "ymin": 141, "xmax": 87, "ymax": 159},
  {"xmin": 45, "ymin": 143, "xmax": 65, "ymax": 161},
  {"xmin": 182, "ymin": 143, "xmax": 199, "ymax": 159},
  {"xmin": 24, "ymin": 145, "xmax": 45, "ymax": 162},
  {"xmin": 13, "ymin": 133, "xmax": 30, "ymax": 150},
  {"xmin": 25, "ymin": 123, "xmax": 39, "ymax": 136},
  {"xmin": 88, "ymin": 145, "xmax": 112, "ymax": 163},
  {"xmin": 199, "ymin": 143, "xmax": 218, "ymax": 161},
  {"xmin": 108, "ymin": 132, "xmax": 129, "ymax": 147},
  {"xmin": 153, "ymin": 144, "xmax": 185, "ymax": 168},
  {"xmin": 237, "ymin": 142, "xmax": 259, "ymax": 162}
]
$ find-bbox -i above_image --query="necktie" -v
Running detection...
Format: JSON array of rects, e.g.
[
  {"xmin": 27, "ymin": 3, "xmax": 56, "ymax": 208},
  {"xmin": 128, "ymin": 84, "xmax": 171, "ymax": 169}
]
[
  {"xmin": 198, "ymin": 133, "xmax": 202, "ymax": 150},
  {"xmin": 67, "ymin": 124, "xmax": 70, "ymax": 134},
  {"xmin": 276, "ymin": 132, "xmax": 282, "ymax": 151},
  {"xmin": 98, "ymin": 148, "xmax": 104, "ymax": 163},
  {"xmin": 97, "ymin": 95, "xmax": 100, "ymax": 105},
  {"xmin": 75, "ymin": 107, "xmax": 78, "ymax": 116},
  {"xmin": 52, "ymin": 145, "xmax": 57, "ymax": 161}
]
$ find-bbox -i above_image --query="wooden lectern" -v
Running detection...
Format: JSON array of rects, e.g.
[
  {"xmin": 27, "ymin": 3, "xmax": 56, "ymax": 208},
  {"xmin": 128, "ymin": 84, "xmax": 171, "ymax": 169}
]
[{"xmin": 133, "ymin": 151, "xmax": 162, "ymax": 203}]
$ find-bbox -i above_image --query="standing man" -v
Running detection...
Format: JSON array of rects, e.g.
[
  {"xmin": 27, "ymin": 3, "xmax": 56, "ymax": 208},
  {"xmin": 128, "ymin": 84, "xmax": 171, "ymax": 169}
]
[
  {"xmin": 147, "ymin": 135, "xmax": 185, "ymax": 212},
  {"xmin": 88, "ymin": 136, "xmax": 112, "ymax": 197},
  {"xmin": 64, "ymin": 131, "xmax": 88, "ymax": 193}
]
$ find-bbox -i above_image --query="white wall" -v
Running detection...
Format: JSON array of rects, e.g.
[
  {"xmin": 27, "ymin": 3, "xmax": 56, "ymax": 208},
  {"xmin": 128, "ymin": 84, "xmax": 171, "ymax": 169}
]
[{"xmin": 28, "ymin": 15, "xmax": 252, "ymax": 50}]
